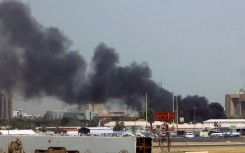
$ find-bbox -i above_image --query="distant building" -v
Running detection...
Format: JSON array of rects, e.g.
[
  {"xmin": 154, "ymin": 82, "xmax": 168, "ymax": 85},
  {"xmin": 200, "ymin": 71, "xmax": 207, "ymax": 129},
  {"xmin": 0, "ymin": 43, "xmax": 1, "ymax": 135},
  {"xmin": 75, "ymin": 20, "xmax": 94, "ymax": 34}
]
[
  {"xmin": 80, "ymin": 103, "xmax": 108, "ymax": 114},
  {"xmin": 0, "ymin": 129, "xmax": 37, "ymax": 135},
  {"xmin": 13, "ymin": 109, "xmax": 41, "ymax": 119},
  {"xmin": 105, "ymin": 119, "xmax": 245, "ymax": 133},
  {"xmin": 79, "ymin": 127, "xmax": 113, "ymax": 135},
  {"xmin": 63, "ymin": 110, "xmax": 96, "ymax": 121},
  {"xmin": 63, "ymin": 111, "xmax": 84, "ymax": 119},
  {"xmin": 225, "ymin": 88, "xmax": 245, "ymax": 118},
  {"xmin": 13, "ymin": 109, "xmax": 27, "ymax": 117},
  {"xmin": 97, "ymin": 110, "xmax": 125, "ymax": 127},
  {"xmin": 44, "ymin": 109, "xmax": 96, "ymax": 121},
  {"xmin": 44, "ymin": 110, "xmax": 66, "ymax": 120},
  {"xmin": 82, "ymin": 110, "xmax": 97, "ymax": 121},
  {"xmin": 97, "ymin": 110, "xmax": 125, "ymax": 119},
  {"xmin": 0, "ymin": 91, "xmax": 12, "ymax": 119}
]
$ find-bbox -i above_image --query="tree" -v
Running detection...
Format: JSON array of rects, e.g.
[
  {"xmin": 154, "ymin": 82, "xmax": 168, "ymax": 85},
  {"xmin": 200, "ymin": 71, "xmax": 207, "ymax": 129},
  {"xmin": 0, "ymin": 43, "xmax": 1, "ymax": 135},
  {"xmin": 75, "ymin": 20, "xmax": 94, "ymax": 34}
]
[
  {"xmin": 139, "ymin": 108, "xmax": 155, "ymax": 128},
  {"xmin": 113, "ymin": 121, "xmax": 125, "ymax": 131},
  {"xmin": 60, "ymin": 117, "xmax": 70, "ymax": 126},
  {"xmin": 87, "ymin": 117, "xmax": 100, "ymax": 127}
]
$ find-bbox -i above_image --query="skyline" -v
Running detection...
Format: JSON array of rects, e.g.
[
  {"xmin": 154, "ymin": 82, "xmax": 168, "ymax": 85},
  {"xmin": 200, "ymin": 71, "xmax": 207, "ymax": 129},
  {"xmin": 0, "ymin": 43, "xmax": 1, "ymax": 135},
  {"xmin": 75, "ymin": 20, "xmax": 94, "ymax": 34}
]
[{"xmin": 11, "ymin": 0, "xmax": 245, "ymax": 114}]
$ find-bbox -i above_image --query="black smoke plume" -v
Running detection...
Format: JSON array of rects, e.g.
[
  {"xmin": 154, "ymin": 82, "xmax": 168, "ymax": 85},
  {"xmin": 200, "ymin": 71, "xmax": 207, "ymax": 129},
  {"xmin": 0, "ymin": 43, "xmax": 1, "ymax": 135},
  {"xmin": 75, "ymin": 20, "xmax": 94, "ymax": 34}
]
[
  {"xmin": 178, "ymin": 95, "xmax": 226, "ymax": 122},
  {"xmin": 79, "ymin": 43, "xmax": 172, "ymax": 111},
  {"xmin": 0, "ymin": 1, "xmax": 172, "ymax": 111}
]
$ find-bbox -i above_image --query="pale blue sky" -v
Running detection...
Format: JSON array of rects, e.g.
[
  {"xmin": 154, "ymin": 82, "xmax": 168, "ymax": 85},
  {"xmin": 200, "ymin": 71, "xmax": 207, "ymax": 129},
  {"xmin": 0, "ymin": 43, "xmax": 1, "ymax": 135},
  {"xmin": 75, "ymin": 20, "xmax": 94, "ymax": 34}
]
[{"xmin": 14, "ymin": 0, "xmax": 245, "ymax": 114}]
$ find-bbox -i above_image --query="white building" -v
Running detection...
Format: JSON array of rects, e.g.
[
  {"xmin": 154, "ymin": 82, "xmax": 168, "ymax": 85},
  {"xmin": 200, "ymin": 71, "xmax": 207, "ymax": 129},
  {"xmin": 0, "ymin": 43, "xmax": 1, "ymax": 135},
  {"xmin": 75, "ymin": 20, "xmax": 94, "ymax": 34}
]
[
  {"xmin": 105, "ymin": 119, "xmax": 245, "ymax": 132},
  {"xmin": 13, "ymin": 109, "xmax": 41, "ymax": 118},
  {"xmin": 0, "ymin": 129, "xmax": 37, "ymax": 135},
  {"xmin": 79, "ymin": 127, "xmax": 113, "ymax": 135}
]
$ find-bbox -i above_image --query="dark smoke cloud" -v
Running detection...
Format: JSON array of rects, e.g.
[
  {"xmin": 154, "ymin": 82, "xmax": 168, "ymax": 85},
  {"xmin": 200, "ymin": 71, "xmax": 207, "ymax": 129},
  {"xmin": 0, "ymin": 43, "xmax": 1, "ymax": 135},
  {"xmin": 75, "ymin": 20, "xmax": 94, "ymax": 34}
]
[
  {"xmin": 79, "ymin": 43, "xmax": 172, "ymax": 111},
  {"xmin": 178, "ymin": 96, "xmax": 226, "ymax": 122},
  {"xmin": 0, "ymin": 1, "xmax": 172, "ymax": 112},
  {"xmin": 0, "ymin": 1, "xmax": 86, "ymax": 102}
]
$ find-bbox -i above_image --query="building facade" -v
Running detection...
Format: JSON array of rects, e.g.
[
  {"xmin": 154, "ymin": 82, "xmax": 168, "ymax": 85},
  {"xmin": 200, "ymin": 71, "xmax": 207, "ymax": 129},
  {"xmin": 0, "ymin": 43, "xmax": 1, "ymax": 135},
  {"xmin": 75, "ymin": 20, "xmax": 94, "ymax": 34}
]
[
  {"xmin": 44, "ymin": 110, "xmax": 66, "ymax": 120},
  {"xmin": 0, "ymin": 91, "xmax": 12, "ymax": 119},
  {"xmin": 44, "ymin": 109, "xmax": 97, "ymax": 121},
  {"xmin": 80, "ymin": 103, "xmax": 108, "ymax": 114},
  {"xmin": 225, "ymin": 89, "xmax": 245, "ymax": 118}
]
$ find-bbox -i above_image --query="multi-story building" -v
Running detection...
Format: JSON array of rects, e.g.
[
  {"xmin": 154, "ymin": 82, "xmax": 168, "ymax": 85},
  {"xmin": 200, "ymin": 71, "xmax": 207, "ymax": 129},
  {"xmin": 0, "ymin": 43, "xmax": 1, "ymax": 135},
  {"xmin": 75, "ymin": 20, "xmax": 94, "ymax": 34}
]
[
  {"xmin": 44, "ymin": 109, "xmax": 96, "ymax": 121},
  {"xmin": 80, "ymin": 103, "xmax": 108, "ymax": 114},
  {"xmin": 0, "ymin": 91, "xmax": 12, "ymax": 119},
  {"xmin": 13, "ymin": 108, "xmax": 41, "ymax": 119},
  {"xmin": 44, "ymin": 110, "xmax": 67, "ymax": 120},
  {"xmin": 225, "ymin": 88, "xmax": 245, "ymax": 118}
]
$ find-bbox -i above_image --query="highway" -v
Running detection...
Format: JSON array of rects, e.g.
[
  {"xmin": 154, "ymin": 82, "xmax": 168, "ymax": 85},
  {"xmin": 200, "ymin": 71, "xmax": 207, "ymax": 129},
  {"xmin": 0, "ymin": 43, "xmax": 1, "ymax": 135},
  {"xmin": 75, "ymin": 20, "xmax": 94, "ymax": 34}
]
[
  {"xmin": 173, "ymin": 136, "xmax": 245, "ymax": 142},
  {"xmin": 152, "ymin": 136, "xmax": 245, "ymax": 149},
  {"xmin": 153, "ymin": 136, "xmax": 245, "ymax": 142}
]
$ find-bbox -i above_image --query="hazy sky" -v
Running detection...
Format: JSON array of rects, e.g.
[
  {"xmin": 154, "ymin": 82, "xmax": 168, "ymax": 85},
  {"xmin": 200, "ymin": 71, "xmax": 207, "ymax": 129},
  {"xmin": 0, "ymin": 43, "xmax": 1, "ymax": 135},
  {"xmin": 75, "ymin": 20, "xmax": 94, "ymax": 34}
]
[{"xmin": 13, "ymin": 0, "xmax": 245, "ymax": 114}]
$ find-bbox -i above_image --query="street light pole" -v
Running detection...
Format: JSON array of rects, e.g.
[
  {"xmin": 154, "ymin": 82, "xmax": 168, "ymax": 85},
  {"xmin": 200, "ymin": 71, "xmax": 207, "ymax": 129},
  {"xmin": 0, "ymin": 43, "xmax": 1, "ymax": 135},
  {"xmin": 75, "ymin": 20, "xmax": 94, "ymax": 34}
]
[
  {"xmin": 172, "ymin": 92, "xmax": 175, "ymax": 124},
  {"xmin": 135, "ymin": 114, "xmax": 137, "ymax": 133},
  {"xmin": 7, "ymin": 119, "xmax": 9, "ymax": 135},
  {"xmin": 176, "ymin": 95, "xmax": 178, "ymax": 131},
  {"xmin": 145, "ymin": 93, "xmax": 148, "ymax": 129},
  {"xmin": 193, "ymin": 107, "xmax": 196, "ymax": 131}
]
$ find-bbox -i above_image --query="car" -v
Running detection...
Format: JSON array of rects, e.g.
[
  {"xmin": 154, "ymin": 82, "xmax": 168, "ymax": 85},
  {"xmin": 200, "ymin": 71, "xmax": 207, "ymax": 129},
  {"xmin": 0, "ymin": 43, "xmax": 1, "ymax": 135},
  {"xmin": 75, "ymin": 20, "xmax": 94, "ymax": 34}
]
[
  {"xmin": 228, "ymin": 132, "xmax": 240, "ymax": 137},
  {"xmin": 184, "ymin": 133, "xmax": 194, "ymax": 138},
  {"xmin": 136, "ymin": 133, "xmax": 145, "ymax": 137},
  {"xmin": 171, "ymin": 132, "xmax": 178, "ymax": 137},
  {"xmin": 122, "ymin": 132, "xmax": 135, "ymax": 137},
  {"xmin": 210, "ymin": 132, "xmax": 224, "ymax": 138}
]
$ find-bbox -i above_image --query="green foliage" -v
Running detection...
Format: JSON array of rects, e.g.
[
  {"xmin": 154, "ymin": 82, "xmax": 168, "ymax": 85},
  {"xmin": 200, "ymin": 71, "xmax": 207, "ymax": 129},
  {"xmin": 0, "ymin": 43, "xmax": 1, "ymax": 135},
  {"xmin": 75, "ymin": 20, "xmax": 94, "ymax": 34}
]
[
  {"xmin": 60, "ymin": 117, "xmax": 70, "ymax": 126},
  {"xmin": 87, "ymin": 117, "xmax": 100, "ymax": 127},
  {"xmin": 139, "ymin": 107, "xmax": 155, "ymax": 127},
  {"xmin": 113, "ymin": 121, "xmax": 125, "ymax": 131},
  {"xmin": 5, "ymin": 115, "xmax": 101, "ymax": 130},
  {"xmin": 8, "ymin": 118, "xmax": 56, "ymax": 130}
]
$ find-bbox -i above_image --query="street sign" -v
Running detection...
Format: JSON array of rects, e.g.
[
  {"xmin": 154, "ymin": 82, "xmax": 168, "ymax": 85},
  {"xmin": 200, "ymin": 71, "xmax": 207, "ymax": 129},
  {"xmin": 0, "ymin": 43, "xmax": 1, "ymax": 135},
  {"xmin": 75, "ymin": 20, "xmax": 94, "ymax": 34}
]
[{"xmin": 154, "ymin": 112, "xmax": 175, "ymax": 122}]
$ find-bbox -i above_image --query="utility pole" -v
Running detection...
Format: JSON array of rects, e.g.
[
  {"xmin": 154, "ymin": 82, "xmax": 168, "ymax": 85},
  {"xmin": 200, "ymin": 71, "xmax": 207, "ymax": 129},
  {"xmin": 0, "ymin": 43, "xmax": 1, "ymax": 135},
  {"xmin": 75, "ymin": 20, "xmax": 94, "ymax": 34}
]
[
  {"xmin": 193, "ymin": 107, "xmax": 196, "ymax": 131},
  {"xmin": 172, "ymin": 92, "xmax": 175, "ymax": 124},
  {"xmin": 145, "ymin": 93, "xmax": 148, "ymax": 129},
  {"xmin": 176, "ymin": 95, "xmax": 178, "ymax": 131}
]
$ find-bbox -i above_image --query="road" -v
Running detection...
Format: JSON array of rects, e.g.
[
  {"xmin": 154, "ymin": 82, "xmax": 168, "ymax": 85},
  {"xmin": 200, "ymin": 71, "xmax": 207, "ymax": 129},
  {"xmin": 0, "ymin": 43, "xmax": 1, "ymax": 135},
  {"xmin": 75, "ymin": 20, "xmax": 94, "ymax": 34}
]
[
  {"xmin": 152, "ymin": 136, "xmax": 245, "ymax": 150},
  {"xmin": 153, "ymin": 136, "xmax": 245, "ymax": 143}
]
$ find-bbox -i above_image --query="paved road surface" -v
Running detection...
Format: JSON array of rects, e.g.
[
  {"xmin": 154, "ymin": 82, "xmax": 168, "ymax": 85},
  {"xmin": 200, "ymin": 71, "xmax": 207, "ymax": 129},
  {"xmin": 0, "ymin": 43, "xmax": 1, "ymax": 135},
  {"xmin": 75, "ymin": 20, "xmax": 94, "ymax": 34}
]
[{"xmin": 153, "ymin": 136, "xmax": 245, "ymax": 142}]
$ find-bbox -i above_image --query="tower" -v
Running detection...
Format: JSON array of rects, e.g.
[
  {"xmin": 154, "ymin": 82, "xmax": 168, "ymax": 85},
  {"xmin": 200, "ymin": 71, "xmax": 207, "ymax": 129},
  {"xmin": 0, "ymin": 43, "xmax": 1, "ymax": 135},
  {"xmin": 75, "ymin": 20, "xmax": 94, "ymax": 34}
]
[
  {"xmin": 0, "ymin": 91, "xmax": 12, "ymax": 119},
  {"xmin": 225, "ymin": 88, "xmax": 245, "ymax": 118}
]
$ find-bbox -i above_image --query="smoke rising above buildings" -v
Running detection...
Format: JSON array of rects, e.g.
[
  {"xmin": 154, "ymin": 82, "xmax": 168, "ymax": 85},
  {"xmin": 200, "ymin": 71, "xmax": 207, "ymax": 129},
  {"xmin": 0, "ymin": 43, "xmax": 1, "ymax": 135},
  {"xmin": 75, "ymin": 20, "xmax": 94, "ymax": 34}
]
[
  {"xmin": 0, "ymin": 1, "xmax": 87, "ymax": 103},
  {"xmin": 0, "ymin": 1, "xmax": 172, "ymax": 112}
]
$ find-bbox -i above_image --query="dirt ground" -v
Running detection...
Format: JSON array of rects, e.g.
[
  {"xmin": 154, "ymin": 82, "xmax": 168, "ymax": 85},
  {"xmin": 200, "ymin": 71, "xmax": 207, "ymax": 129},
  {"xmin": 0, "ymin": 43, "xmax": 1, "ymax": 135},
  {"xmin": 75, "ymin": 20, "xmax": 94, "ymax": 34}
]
[{"xmin": 152, "ymin": 141, "xmax": 245, "ymax": 153}]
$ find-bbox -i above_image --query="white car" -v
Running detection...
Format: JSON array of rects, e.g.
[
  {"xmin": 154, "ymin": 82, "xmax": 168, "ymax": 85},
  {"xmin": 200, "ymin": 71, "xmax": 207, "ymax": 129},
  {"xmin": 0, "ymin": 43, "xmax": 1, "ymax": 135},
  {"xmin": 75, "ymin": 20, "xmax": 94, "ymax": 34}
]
[
  {"xmin": 184, "ymin": 133, "xmax": 194, "ymax": 138},
  {"xmin": 228, "ymin": 132, "xmax": 240, "ymax": 137},
  {"xmin": 136, "ymin": 133, "xmax": 145, "ymax": 137},
  {"xmin": 210, "ymin": 132, "xmax": 223, "ymax": 138},
  {"xmin": 122, "ymin": 132, "xmax": 135, "ymax": 137}
]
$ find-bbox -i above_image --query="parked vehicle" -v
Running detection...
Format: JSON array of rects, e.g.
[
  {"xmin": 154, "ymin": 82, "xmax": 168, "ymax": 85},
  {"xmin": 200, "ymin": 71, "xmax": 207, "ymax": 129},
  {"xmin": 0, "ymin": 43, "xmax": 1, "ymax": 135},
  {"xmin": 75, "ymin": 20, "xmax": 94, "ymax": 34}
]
[
  {"xmin": 229, "ymin": 132, "xmax": 240, "ymax": 137},
  {"xmin": 122, "ymin": 132, "xmax": 135, "ymax": 137},
  {"xmin": 210, "ymin": 132, "xmax": 224, "ymax": 138},
  {"xmin": 184, "ymin": 133, "xmax": 194, "ymax": 138},
  {"xmin": 171, "ymin": 132, "xmax": 178, "ymax": 137},
  {"xmin": 136, "ymin": 133, "xmax": 145, "ymax": 137}
]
